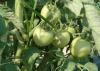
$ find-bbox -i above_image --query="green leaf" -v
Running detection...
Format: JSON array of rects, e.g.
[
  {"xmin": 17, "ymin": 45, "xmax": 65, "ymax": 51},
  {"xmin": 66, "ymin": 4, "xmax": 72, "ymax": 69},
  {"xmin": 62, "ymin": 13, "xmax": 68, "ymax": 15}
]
[
  {"xmin": 84, "ymin": 62, "xmax": 98, "ymax": 71},
  {"xmin": 22, "ymin": 47, "xmax": 40, "ymax": 71},
  {"xmin": 4, "ymin": 63, "xmax": 21, "ymax": 71},
  {"xmin": 80, "ymin": 0, "xmax": 94, "ymax": 4},
  {"xmin": 15, "ymin": 0, "xmax": 23, "ymax": 21},
  {"xmin": 84, "ymin": 4, "xmax": 100, "ymax": 55},
  {"xmin": 36, "ymin": 56, "xmax": 51, "ymax": 71},
  {"xmin": 0, "ymin": 15, "xmax": 7, "ymax": 36},
  {"xmin": 65, "ymin": 0, "xmax": 83, "ymax": 16},
  {"xmin": 0, "ymin": 41, "xmax": 5, "ymax": 64},
  {"xmin": 0, "ymin": 4, "xmax": 25, "ymax": 33}
]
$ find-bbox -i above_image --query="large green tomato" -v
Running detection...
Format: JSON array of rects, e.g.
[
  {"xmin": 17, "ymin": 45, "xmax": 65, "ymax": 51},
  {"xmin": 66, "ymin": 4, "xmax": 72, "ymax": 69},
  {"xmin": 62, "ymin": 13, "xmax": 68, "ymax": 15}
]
[
  {"xmin": 41, "ymin": 3, "xmax": 61, "ymax": 23},
  {"xmin": 71, "ymin": 37, "xmax": 91, "ymax": 58},
  {"xmin": 33, "ymin": 26, "xmax": 54, "ymax": 47},
  {"xmin": 52, "ymin": 31, "xmax": 70, "ymax": 48}
]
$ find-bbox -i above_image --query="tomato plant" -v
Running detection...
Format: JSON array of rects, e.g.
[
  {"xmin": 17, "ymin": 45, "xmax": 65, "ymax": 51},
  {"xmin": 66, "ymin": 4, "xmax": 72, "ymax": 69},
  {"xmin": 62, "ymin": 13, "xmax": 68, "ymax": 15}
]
[{"xmin": 0, "ymin": 0, "xmax": 100, "ymax": 71}]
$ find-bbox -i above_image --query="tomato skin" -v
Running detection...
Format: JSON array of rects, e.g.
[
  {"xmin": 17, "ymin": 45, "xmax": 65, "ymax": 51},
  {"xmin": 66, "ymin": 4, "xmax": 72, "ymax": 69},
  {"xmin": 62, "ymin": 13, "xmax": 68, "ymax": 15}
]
[
  {"xmin": 71, "ymin": 37, "xmax": 91, "ymax": 58},
  {"xmin": 67, "ymin": 27, "xmax": 76, "ymax": 34},
  {"xmin": 33, "ymin": 26, "xmax": 54, "ymax": 47},
  {"xmin": 84, "ymin": 62, "xmax": 98, "ymax": 71},
  {"xmin": 41, "ymin": 3, "xmax": 61, "ymax": 23},
  {"xmin": 52, "ymin": 31, "xmax": 70, "ymax": 48},
  {"xmin": 41, "ymin": 4, "xmax": 52, "ymax": 19}
]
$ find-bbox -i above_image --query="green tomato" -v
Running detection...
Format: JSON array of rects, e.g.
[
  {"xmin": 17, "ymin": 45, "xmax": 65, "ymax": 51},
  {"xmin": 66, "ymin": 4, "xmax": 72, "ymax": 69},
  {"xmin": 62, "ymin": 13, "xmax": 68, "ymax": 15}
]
[
  {"xmin": 33, "ymin": 26, "xmax": 54, "ymax": 47},
  {"xmin": 71, "ymin": 37, "xmax": 91, "ymax": 58},
  {"xmin": 52, "ymin": 31, "xmax": 70, "ymax": 48},
  {"xmin": 67, "ymin": 27, "xmax": 76, "ymax": 34},
  {"xmin": 84, "ymin": 62, "xmax": 98, "ymax": 71},
  {"xmin": 41, "ymin": 4, "xmax": 52, "ymax": 19},
  {"xmin": 41, "ymin": 3, "xmax": 61, "ymax": 23}
]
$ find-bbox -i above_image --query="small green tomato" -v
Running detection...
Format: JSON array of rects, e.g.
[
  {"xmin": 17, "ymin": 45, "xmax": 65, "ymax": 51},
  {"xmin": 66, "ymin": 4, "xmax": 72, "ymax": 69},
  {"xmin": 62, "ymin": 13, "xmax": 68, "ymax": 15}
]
[
  {"xmin": 52, "ymin": 31, "xmax": 70, "ymax": 48},
  {"xmin": 41, "ymin": 3, "xmax": 61, "ymax": 23}
]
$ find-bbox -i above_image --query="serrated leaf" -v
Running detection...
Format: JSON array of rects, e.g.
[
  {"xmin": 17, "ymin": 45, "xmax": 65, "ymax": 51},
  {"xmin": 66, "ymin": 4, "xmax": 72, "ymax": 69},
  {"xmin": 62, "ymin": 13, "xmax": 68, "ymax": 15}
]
[
  {"xmin": 22, "ymin": 47, "xmax": 40, "ymax": 71},
  {"xmin": 65, "ymin": 0, "xmax": 83, "ymax": 16},
  {"xmin": 84, "ymin": 62, "xmax": 98, "ymax": 71},
  {"xmin": 0, "ymin": 15, "xmax": 7, "ymax": 36},
  {"xmin": 0, "ymin": 4, "xmax": 25, "ymax": 33},
  {"xmin": 4, "ymin": 63, "xmax": 21, "ymax": 71},
  {"xmin": 84, "ymin": 4, "xmax": 100, "ymax": 55}
]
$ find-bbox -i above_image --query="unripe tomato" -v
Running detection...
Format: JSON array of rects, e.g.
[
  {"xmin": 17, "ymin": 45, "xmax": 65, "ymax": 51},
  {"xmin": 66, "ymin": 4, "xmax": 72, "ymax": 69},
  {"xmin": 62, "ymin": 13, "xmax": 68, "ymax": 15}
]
[
  {"xmin": 67, "ymin": 27, "xmax": 76, "ymax": 34},
  {"xmin": 33, "ymin": 26, "xmax": 54, "ymax": 47},
  {"xmin": 52, "ymin": 31, "xmax": 70, "ymax": 48},
  {"xmin": 41, "ymin": 4, "xmax": 52, "ymax": 19},
  {"xmin": 71, "ymin": 37, "xmax": 91, "ymax": 58},
  {"xmin": 84, "ymin": 62, "xmax": 98, "ymax": 71},
  {"xmin": 41, "ymin": 3, "xmax": 61, "ymax": 23}
]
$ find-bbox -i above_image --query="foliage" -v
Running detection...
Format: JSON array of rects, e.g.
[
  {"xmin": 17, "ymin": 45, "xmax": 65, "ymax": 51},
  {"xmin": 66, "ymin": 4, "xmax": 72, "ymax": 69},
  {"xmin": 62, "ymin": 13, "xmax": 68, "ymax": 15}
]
[{"xmin": 0, "ymin": 0, "xmax": 100, "ymax": 71}]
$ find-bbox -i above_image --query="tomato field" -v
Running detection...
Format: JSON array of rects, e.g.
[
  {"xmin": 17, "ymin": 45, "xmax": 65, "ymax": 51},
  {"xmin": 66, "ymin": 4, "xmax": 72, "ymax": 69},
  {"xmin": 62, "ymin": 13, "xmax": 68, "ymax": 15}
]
[{"xmin": 0, "ymin": 0, "xmax": 100, "ymax": 71}]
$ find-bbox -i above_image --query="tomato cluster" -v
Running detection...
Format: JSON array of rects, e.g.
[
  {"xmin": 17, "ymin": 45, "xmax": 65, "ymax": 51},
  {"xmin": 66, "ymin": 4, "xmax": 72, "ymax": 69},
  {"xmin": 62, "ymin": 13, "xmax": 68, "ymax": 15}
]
[{"xmin": 32, "ymin": 3, "xmax": 92, "ymax": 58}]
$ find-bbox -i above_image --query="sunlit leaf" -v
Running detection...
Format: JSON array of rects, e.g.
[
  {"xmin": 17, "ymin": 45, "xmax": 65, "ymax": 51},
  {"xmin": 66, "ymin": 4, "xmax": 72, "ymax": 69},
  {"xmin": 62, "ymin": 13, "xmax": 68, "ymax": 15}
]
[
  {"xmin": 65, "ymin": 0, "xmax": 83, "ymax": 16},
  {"xmin": 0, "ymin": 4, "xmax": 25, "ymax": 33},
  {"xmin": 84, "ymin": 4, "xmax": 100, "ymax": 55},
  {"xmin": 80, "ymin": 0, "xmax": 94, "ymax": 3}
]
